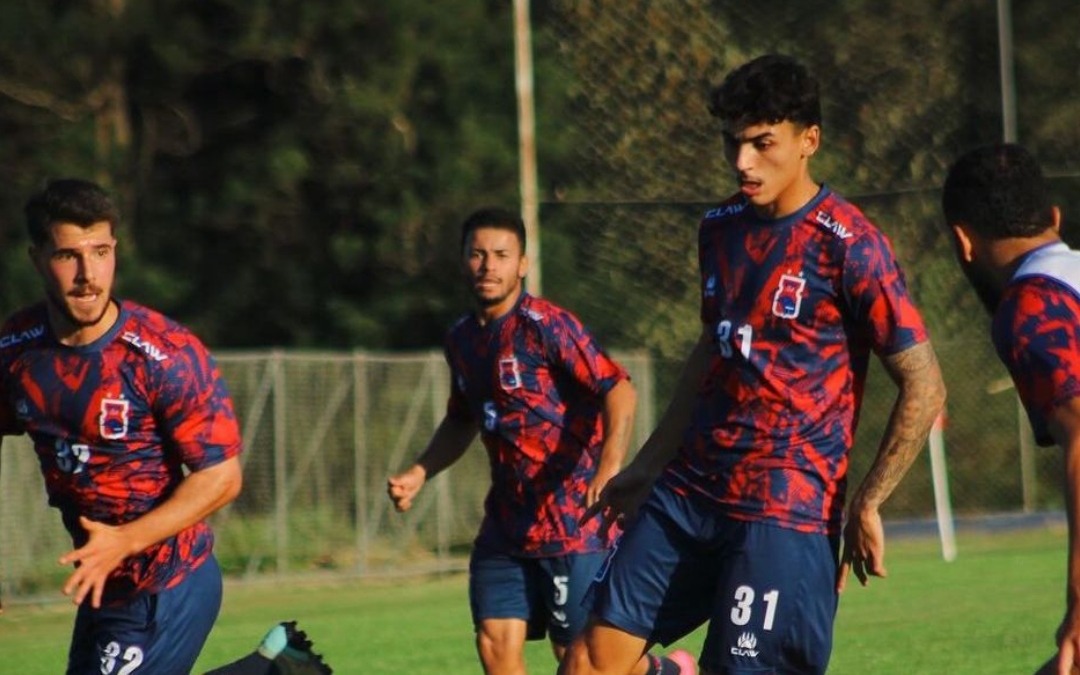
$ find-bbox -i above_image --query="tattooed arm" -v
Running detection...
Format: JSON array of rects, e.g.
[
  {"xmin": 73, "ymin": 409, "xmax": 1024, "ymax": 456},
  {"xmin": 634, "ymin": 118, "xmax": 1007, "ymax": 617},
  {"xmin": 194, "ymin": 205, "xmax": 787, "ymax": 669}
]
[{"xmin": 838, "ymin": 340, "xmax": 946, "ymax": 591}]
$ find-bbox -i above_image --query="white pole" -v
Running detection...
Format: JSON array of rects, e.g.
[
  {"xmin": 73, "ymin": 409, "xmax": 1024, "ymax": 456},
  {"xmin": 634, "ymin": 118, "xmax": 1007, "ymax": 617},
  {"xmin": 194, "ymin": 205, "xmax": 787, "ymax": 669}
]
[
  {"xmin": 928, "ymin": 411, "xmax": 958, "ymax": 561},
  {"xmin": 997, "ymin": 0, "xmax": 1017, "ymax": 143},
  {"xmin": 513, "ymin": 0, "xmax": 541, "ymax": 296}
]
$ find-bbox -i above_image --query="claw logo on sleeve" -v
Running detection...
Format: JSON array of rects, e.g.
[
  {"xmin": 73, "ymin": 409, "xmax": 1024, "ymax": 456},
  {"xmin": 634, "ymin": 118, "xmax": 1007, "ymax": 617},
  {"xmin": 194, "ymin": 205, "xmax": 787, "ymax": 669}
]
[
  {"xmin": 99, "ymin": 397, "xmax": 130, "ymax": 440},
  {"xmin": 772, "ymin": 273, "xmax": 806, "ymax": 319},
  {"xmin": 499, "ymin": 356, "xmax": 521, "ymax": 390},
  {"xmin": 704, "ymin": 274, "xmax": 718, "ymax": 298}
]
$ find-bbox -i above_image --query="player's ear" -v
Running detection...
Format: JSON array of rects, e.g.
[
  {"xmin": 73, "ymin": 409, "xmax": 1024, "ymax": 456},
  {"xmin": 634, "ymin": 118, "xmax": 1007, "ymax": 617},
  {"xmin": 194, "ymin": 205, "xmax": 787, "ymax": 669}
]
[
  {"xmin": 518, "ymin": 251, "xmax": 529, "ymax": 279},
  {"xmin": 801, "ymin": 124, "xmax": 821, "ymax": 158},
  {"xmin": 950, "ymin": 223, "xmax": 975, "ymax": 263},
  {"xmin": 27, "ymin": 245, "xmax": 45, "ymax": 274}
]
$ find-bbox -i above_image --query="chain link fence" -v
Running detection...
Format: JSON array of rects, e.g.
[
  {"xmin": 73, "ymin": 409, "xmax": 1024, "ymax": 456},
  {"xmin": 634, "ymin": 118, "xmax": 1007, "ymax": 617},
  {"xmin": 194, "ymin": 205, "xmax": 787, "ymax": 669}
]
[{"xmin": 0, "ymin": 345, "xmax": 1057, "ymax": 601}]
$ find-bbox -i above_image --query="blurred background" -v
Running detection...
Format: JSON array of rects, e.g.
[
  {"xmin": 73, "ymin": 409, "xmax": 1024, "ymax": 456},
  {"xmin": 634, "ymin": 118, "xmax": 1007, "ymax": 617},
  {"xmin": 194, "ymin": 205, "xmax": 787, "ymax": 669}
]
[{"xmin": 2, "ymin": 0, "xmax": 1079, "ymax": 597}]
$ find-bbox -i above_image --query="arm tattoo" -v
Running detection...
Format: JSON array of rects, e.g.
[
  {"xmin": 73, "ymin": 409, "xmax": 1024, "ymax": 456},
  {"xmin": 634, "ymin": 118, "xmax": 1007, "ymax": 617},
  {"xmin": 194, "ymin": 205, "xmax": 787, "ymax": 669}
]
[{"xmin": 851, "ymin": 341, "xmax": 947, "ymax": 511}]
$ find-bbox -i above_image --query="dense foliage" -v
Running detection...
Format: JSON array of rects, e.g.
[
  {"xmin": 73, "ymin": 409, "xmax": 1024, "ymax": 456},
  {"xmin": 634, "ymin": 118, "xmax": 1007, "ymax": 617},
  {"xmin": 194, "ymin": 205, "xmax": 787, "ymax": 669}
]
[{"xmin": 1, "ymin": 0, "xmax": 1078, "ymax": 354}]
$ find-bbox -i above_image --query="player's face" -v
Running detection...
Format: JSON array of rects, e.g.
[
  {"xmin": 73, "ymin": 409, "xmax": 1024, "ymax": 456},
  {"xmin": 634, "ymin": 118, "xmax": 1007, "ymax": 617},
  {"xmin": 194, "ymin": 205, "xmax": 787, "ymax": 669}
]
[
  {"xmin": 31, "ymin": 220, "xmax": 119, "ymax": 343},
  {"xmin": 722, "ymin": 120, "xmax": 820, "ymax": 218},
  {"xmin": 464, "ymin": 226, "xmax": 527, "ymax": 318},
  {"xmin": 950, "ymin": 225, "xmax": 1003, "ymax": 315}
]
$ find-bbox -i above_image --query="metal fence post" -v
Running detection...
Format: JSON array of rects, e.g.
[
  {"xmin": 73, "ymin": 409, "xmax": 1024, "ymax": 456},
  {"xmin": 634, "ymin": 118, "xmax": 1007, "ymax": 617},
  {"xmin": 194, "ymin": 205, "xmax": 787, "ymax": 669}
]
[
  {"xmin": 431, "ymin": 352, "xmax": 451, "ymax": 562},
  {"xmin": 353, "ymin": 350, "xmax": 370, "ymax": 572},
  {"xmin": 272, "ymin": 350, "xmax": 288, "ymax": 573}
]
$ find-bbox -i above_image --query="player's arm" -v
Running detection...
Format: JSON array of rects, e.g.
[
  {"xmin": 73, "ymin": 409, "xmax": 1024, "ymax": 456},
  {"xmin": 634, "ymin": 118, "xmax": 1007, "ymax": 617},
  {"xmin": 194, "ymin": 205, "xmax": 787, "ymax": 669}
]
[
  {"xmin": 839, "ymin": 340, "xmax": 946, "ymax": 591},
  {"xmin": 627, "ymin": 326, "xmax": 711, "ymax": 477},
  {"xmin": 387, "ymin": 415, "xmax": 478, "ymax": 512},
  {"xmin": 59, "ymin": 455, "xmax": 242, "ymax": 608},
  {"xmin": 1045, "ymin": 397, "xmax": 1080, "ymax": 675},
  {"xmin": 587, "ymin": 378, "xmax": 637, "ymax": 508},
  {"xmin": 583, "ymin": 327, "xmax": 712, "ymax": 527}
]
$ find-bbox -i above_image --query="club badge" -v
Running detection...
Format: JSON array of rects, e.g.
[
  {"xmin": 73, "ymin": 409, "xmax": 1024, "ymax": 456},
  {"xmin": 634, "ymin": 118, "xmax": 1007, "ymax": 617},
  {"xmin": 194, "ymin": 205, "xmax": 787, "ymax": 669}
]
[
  {"xmin": 772, "ymin": 273, "xmax": 806, "ymax": 319},
  {"xmin": 100, "ymin": 397, "xmax": 130, "ymax": 440},
  {"xmin": 499, "ymin": 357, "xmax": 521, "ymax": 390}
]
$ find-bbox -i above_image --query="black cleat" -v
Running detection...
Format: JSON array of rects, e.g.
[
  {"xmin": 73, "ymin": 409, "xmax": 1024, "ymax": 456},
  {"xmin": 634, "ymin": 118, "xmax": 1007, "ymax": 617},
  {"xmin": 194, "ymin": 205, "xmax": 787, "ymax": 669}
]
[{"xmin": 257, "ymin": 621, "xmax": 333, "ymax": 675}]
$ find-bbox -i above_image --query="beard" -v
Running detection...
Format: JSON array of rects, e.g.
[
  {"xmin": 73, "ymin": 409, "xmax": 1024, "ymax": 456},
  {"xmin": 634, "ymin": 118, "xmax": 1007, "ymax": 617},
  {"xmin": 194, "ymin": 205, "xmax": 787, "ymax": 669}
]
[
  {"xmin": 959, "ymin": 260, "xmax": 1002, "ymax": 316},
  {"xmin": 471, "ymin": 277, "xmax": 523, "ymax": 309},
  {"xmin": 46, "ymin": 287, "xmax": 113, "ymax": 329}
]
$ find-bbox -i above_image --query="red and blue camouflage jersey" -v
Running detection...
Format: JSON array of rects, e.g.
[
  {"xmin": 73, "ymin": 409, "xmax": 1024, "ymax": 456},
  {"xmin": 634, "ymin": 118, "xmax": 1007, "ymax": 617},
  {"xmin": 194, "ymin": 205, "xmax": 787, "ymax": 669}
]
[
  {"xmin": 660, "ymin": 186, "xmax": 929, "ymax": 535},
  {"xmin": 992, "ymin": 241, "xmax": 1080, "ymax": 447},
  {"xmin": 445, "ymin": 293, "xmax": 629, "ymax": 557},
  {"xmin": 0, "ymin": 300, "xmax": 242, "ymax": 603}
]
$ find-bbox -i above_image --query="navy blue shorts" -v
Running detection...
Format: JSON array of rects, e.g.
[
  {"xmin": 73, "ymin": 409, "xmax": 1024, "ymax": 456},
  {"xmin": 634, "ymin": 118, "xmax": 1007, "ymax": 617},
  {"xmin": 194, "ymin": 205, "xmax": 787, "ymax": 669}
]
[
  {"xmin": 590, "ymin": 486, "xmax": 840, "ymax": 675},
  {"xmin": 66, "ymin": 554, "xmax": 223, "ymax": 675},
  {"xmin": 469, "ymin": 545, "xmax": 607, "ymax": 646}
]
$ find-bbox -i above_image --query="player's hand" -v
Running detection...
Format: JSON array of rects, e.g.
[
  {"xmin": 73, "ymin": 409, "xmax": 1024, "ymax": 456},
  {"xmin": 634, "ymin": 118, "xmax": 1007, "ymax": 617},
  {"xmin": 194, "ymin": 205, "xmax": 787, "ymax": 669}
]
[
  {"xmin": 1051, "ymin": 606, "xmax": 1080, "ymax": 675},
  {"xmin": 58, "ymin": 516, "xmax": 134, "ymax": 609},
  {"xmin": 837, "ymin": 506, "xmax": 887, "ymax": 592},
  {"xmin": 387, "ymin": 465, "xmax": 427, "ymax": 512},
  {"xmin": 585, "ymin": 462, "xmax": 622, "ymax": 510},
  {"xmin": 580, "ymin": 464, "xmax": 654, "ymax": 542}
]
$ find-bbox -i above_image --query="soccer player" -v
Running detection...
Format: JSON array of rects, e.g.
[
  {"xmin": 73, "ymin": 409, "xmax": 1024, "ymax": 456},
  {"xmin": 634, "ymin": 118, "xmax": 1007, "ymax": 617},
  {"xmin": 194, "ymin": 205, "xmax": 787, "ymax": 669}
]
[
  {"xmin": 387, "ymin": 208, "xmax": 695, "ymax": 675},
  {"xmin": 558, "ymin": 54, "xmax": 947, "ymax": 675},
  {"xmin": 941, "ymin": 144, "xmax": 1080, "ymax": 675},
  {"xmin": 0, "ymin": 179, "xmax": 244, "ymax": 675}
]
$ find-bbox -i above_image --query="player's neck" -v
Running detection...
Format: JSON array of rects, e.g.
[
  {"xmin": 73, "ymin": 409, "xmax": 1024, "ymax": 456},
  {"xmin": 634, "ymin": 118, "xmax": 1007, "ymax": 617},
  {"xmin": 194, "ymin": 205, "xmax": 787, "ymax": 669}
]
[
  {"xmin": 755, "ymin": 175, "xmax": 820, "ymax": 220},
  {"xmin": 50, "ymin": 298, "xmax": 120, "ymax": 347},
  {"xmin": 476, "ymin": 290, "xmax": 524, "ymax": 326},
  {"xmin": 991, "ymin": 231, "xmax": 1063, "ymax": 279}
]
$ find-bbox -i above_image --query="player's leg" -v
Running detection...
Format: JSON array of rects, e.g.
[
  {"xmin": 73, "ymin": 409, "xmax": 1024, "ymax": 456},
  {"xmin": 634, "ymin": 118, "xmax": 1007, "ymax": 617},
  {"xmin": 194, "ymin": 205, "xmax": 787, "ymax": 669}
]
[
  {"xmin": 541, "ymin": 551, "xmax": 696, "ymax": 675},
  {"xmin": 475, "ymin": 618, "xmax": 530, "ymax": 675},
  {"xmin": 202, "ymin": 620, "xmax": 332, "ymax": 675},
  {"xmin": 1033, "ymin": 654, "xmax": 1080, "ymax": 674},
  {"xmin": 560, "ymin": 486, "xmax": 715, "ymax": 675},
  {"xmin": 470, "ymin": 545, "xmax": 534, "ymax": 675},
  {"xmin": 65, "ymin": 554, "xmax": 223, "ymax": 675},
  {"xmin": 700, "ymin": 523, "xmax": 838, "ymax": 675}
]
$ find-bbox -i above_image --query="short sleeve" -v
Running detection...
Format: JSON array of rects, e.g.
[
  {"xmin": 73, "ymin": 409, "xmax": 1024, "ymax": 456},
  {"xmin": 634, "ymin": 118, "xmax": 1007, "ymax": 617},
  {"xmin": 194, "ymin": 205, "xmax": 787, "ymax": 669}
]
[
  {"xmin": 842, "ymin": 229, "xmax": 928, "ymax": 355},
  {"xmin": 153, "ymin": 340, "xmax": 242, "ymax": 470}
]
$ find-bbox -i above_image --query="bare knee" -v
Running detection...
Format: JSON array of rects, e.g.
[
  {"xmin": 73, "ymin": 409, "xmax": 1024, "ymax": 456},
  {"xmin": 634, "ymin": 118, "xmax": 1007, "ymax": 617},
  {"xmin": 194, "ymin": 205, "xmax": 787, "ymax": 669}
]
[
  {"xmin": 476, "ymin": 620, "xmax": 527, "ymax": 675},
  {"xmin": 559, "ymin": 622, "xmax": 646, "ymax": 675}
]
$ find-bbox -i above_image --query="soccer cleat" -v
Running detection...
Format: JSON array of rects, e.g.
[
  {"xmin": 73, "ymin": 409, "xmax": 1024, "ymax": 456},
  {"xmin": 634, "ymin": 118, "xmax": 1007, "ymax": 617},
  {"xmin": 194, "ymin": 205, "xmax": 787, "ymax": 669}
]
[
  {"xmin": 666, "ymin": 649, "xmax": 698, "ymax": 675},
  {"xmin": 256, "ymin": 621, "xmax": 333, "ymax": 675}
]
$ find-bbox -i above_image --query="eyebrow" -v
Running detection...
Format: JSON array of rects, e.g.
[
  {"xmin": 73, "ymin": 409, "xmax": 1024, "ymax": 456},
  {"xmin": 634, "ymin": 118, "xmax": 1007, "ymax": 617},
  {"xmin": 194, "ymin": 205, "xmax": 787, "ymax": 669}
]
[{"xmin": 723, "ymin": 130, "xmax": 775, "ymax": 144}]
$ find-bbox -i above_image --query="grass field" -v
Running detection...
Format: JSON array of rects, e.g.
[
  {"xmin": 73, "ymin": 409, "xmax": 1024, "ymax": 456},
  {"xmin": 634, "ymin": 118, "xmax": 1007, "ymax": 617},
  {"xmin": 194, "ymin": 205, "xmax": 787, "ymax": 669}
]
[{"xmin": 0, "ymin": 526, "xmax": 1067, "ymax": 674}]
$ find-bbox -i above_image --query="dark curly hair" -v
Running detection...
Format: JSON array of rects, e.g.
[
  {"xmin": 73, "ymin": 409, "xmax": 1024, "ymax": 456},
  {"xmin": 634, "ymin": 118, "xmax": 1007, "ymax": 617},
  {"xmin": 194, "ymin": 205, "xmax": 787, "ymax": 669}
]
[
  {"xmin": 708, "ymin": 54, "xmax": 821, "ymax": 130},
  {"xmin": 460, "ymin": 207, "xmax": 526, "ymax": 253},
  {"xmin": 942, "ymin": 144, "xmax": 1054, "ymax": 240},
  {"xmin": 24, "ymin": 178, "xmax": 120, "ymax": 245}
]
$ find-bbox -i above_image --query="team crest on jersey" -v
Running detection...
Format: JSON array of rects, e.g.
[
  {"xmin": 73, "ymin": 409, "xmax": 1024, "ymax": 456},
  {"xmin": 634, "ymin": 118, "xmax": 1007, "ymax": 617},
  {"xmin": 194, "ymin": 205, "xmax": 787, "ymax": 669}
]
[
  {"xmin": 772, "ymin": 273, "xmax": 806, "ymax": 319},
  {"xmin": 499, "ymin": 357, "xmax": 521, "ymax": 390},
  {"xmin": 99, "ymin": 398, "xmax": 130, "ymax": 440}
]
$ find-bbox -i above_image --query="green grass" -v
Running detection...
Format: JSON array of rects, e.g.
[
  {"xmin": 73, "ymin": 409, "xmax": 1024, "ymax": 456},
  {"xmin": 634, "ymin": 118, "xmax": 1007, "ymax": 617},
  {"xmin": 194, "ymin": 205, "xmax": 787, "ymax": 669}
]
[{"xmin": 0, "ymin": 527, "xmax": 1067, "ymax": 674}]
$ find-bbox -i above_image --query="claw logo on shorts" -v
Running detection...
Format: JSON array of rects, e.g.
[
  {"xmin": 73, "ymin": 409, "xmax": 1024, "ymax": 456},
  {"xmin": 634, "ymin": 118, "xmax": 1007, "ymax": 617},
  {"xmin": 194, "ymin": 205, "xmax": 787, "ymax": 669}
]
[
  {"xmin": 772, "ymin": 273, "xmax": 806, "ymax": 319},
  {"xmin": 15, "ymin": 398, "xmax": 30, "ymax": 421},
  {"xmin": 99, "ymin": 397, "xmax": 130, "ymax": 440},
  {"xmin": 483, "ymin": 401, "xmax": 499, "ymax": 432},
  {"xmin": 499, "ymin": 357, "xmax": 521, "ymax": 390}
]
